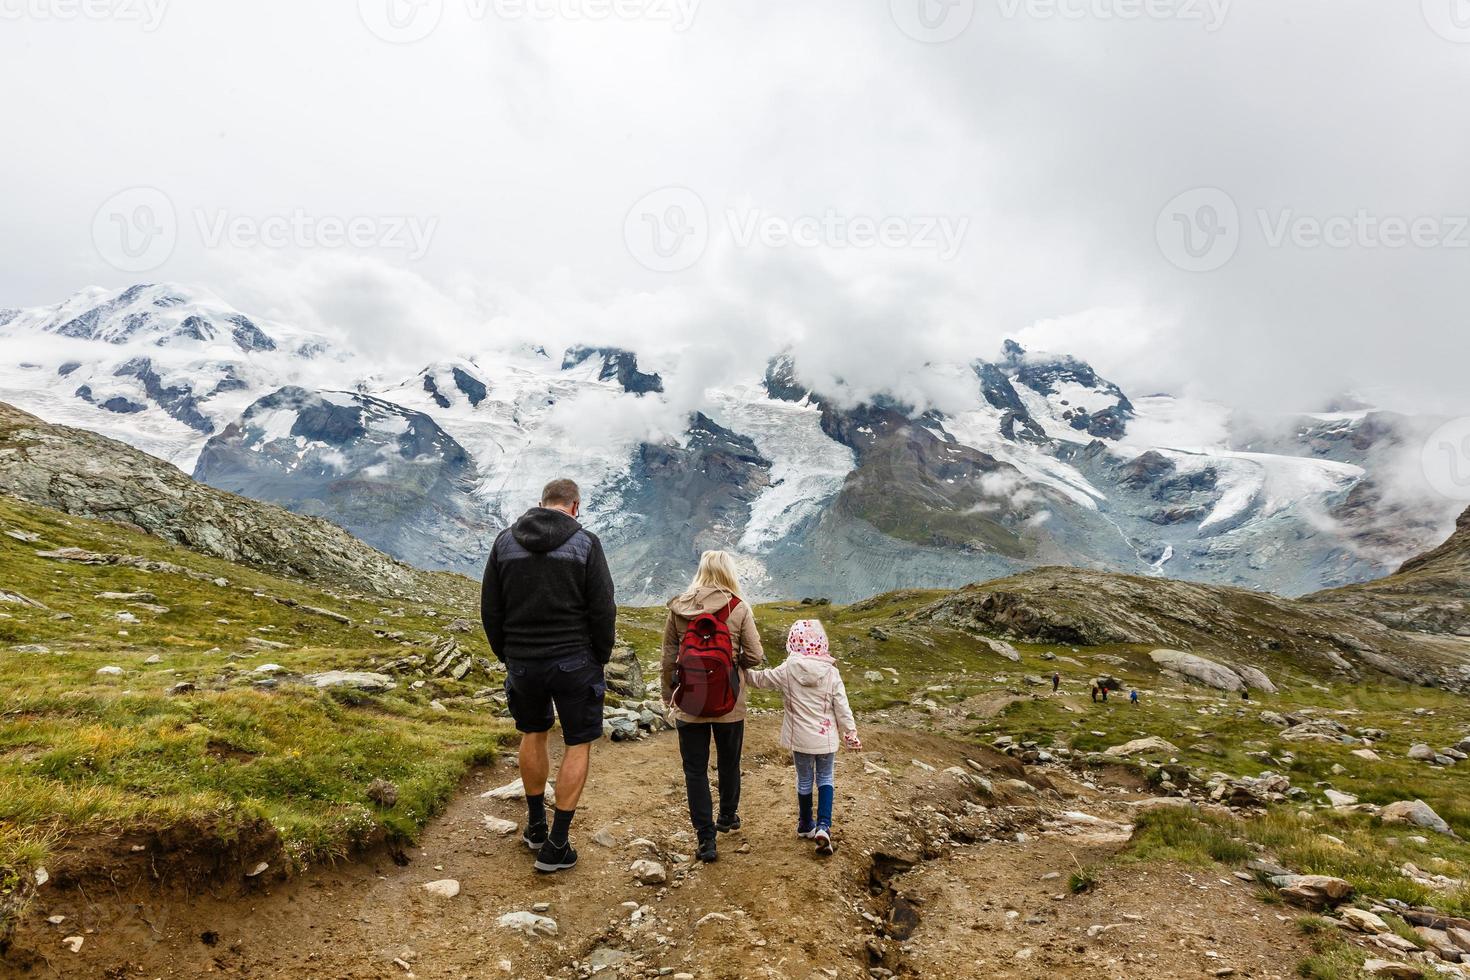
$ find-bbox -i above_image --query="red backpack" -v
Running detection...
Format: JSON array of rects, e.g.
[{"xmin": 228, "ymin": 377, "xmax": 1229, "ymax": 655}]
[{"xmin": 673, "ymin": 597, "xmax": 742, "ymax": 718}]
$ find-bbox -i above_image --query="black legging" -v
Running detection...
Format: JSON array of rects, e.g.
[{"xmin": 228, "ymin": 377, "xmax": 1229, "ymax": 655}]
[{"xmin": 676, "ymin": 720, "xmax": 744, "ymax": 840}]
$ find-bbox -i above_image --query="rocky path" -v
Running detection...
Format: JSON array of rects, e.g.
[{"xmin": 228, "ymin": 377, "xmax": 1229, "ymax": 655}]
[{"xmin": 7, "ymin": 719, "xmax": 1316, "ymax": 979}]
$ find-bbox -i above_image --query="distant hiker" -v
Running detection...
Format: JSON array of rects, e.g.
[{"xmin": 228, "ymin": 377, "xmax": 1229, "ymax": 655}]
[
  {"xmin": 748, "ymin": 619, "xmax": 861, "ymax": 857},
  {"xmin": 1051, "ymin": 672, "xmax": 1060, "ymax": 693},
  {"xmin": 1090, "ymin": 684, "xmax": 1099, "ymax": 703},
  {"xmin": 481, "ymin": 478, "xmax": 616, "ymax": 875},
  {"xmin": 1129, "ymin": 689, "xmax": 1140, "ymax": 705},
  {"xmin": 661, "ymin": 550, "xmax": 765, "ymax": 864},
  {"xmin": 1100, "ymin": 684, "xmax": 1109, "ymax": 702}
]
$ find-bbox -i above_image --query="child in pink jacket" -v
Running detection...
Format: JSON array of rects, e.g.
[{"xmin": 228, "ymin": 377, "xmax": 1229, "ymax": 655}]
[{"xmin": 747, "ymin": 619, "xmax": 860, "ymax": 855}]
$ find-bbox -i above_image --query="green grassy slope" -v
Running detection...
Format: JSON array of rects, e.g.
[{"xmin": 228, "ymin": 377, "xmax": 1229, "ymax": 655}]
[{"xmin": 0, "ymin": 493, "xmax": 510, "ymax": 931}]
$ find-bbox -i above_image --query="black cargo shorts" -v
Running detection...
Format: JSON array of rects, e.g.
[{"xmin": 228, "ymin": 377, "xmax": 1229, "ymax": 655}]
[{"xmin": 504, "ymin": 652, "xmax": 606, "ymax": 746}]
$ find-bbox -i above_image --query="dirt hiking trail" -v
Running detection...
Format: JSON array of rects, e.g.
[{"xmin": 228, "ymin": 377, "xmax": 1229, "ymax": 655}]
[{"xmin": 6, "ymin": 718, "xmax": 1316, "ymax": 979}]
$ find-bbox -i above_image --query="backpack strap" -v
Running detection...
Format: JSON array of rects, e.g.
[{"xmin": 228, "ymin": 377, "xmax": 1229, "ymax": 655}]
[{"xmin": 714, "ymin": 596, "xmax": 740, "ymax": 624}]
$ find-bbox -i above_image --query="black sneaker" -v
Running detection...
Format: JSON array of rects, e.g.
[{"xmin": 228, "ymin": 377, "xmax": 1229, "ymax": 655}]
[
  {"xmin": 715, "ymin": 814, "xmax": 741, "ymax": 834},
  {"xmin": 521, "ymin": 822, "xmax": 548, "ymax": 851},
  {"xmin": 696, "ymin": 837, "xmax": 718, "ymax": 863},
  {"xmin": 534, "ymin": 838, "xmax": 578, "ymax": 873}
]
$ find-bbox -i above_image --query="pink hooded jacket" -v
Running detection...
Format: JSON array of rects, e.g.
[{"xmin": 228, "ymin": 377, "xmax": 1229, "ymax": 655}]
[{"xmin": 747, "ymin": 620, "xmax": 858, "ymax": 755}]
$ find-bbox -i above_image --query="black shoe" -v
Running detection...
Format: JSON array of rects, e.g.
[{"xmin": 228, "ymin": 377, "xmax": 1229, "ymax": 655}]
[
  {"xmin": 534, "ymin": 838, "xmax": 578, "ymax": 873},
  {"xmin": 715, "ymin": 814, "xmax": 741, "ymax": 833},
  {"xmin": 696, "ymin": 837, "xmax": 718, "ymax": 863},
  {"xmin": 522, "ymin": 822, "xmax": 548, "ymax": 851}
]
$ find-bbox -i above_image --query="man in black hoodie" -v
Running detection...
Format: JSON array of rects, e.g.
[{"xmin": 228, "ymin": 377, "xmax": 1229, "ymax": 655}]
[{"xmin": 481, "ymin": 478, "xmax": 616, "ymax": 874}]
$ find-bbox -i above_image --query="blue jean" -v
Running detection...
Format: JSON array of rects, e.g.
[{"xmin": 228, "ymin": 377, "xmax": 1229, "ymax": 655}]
[{"xmin": 793, "ymin": 751, "xmax": 836, "ymax": 794}]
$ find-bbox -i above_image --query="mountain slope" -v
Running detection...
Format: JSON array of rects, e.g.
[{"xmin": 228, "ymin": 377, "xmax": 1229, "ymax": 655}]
[
  {"xmin": 3, "ymin": 283, "xmax": 1461, "ymax": 604},
  {"xmin": 0, "ymin": 400, "xmax": 448, "ymax": 598}
]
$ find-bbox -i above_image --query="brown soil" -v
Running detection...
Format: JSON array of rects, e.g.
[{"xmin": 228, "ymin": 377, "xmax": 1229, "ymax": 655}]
[{"xmin": 3, "ymin": 718, "xmax": 1316, "ymax": 979}]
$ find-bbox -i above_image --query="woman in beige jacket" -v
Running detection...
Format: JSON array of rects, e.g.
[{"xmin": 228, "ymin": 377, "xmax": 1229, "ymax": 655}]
[{"xmin": 661, "ymin": 550, "xmax": 765, "ymax": 863}]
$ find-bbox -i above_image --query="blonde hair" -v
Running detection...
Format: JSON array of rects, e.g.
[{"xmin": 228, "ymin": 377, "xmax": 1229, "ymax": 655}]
[{"xmin": 689, "ymin": 550, "xmax": 741, "ymax": 598}]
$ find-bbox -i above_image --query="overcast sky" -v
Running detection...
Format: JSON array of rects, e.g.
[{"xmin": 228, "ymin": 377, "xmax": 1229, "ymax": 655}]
[{"xmin": 3, "ymin": 0, "xmax": 1468, "ymax": 415}]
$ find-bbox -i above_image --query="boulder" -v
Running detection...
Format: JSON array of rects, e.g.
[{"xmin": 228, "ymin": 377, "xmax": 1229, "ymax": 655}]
[
  {"xmin": 1232, "ymin": 664, "xmax": 1279, "ymax": 694},
  {"xmin": 1351, "ymin": 748, "xmax": 1382, "ymax": 761},
  {"xmin": 1341, "ymin": 908, "xmax": 1390, "ymax": 934},
  {"xmin": 604, "ymin": 643, "xmax": 646, "ymax": 699},
  {"xmin": 96, "ymin": 666, "xmax": 124, "ymax": 677},
  {"xmin": 630, "ymin": 859, "xmax": 667, "ymax": 885},
  {"xmin": 1323, "ymin": 790, "xmax": 1358, "ymax": 808},
  {"xmin": 1408, "ymin": 743, "xmax": 1436, "ymax": 761},
  {"xmin": 1270, "ymin": 874, "xmax": 1353, "ymax": 909},
  {"xmin": 1363, "ymin": 961, "xmax": 1423, "ymax": 979},
  {"xmin": 305, "ymin": 671, "xmax": 396, "ymax": 693},
  {"xmin": 1148, "ymin": 650, "xmax": 1244, "ymax": 692},
  {"xmin": 1103, "ymin": 736, "xmax": 1179, "ymax": 757},
  {"xmin": 1381, "ymin": 800, "xmax": 1455, "ymax": 837},
  {"xmin": 422, "ymin": 879, "xmax": 460, "ymax": 898},
  {"xmin": 984, "ymin": 639, "xmax": 1021, "ymax": 662}
]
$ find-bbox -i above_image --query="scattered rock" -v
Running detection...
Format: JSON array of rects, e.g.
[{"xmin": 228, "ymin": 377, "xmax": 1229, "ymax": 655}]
[
  {"xmin": 245, "ymin": 636, "xmax": 289, "ymax": 651},
  {"xmin": 631, "ymin": 859, "xmax": 667, "ymax": 885},
  {"xmin": 12, "ymin": 644, "xmax": 50, "ymax": 654},
  {"xmin": 245, "ymin": 862, "xmax": 269, "ymax": 878},
  {"xmin": 168, "ymin": 682, "xmax": 195, "ymax": 696},
  {"xmin": 1341, "ymin": 908, "xmax": 1390, "ymax": 934},
  {"xmin": 1323, "ymin": 790, "xmax": 1358, "ymax": 808},
  {"xmin": 496, "ymin": 911, "xmax": 557, "ymax": 937},
  {"xmin": 1351, "ymin": 748, "xmax": 1382, "ymax": 761},
  {"xmin": 305, "ymin": 671, "xmax": 396, "ymax": 692},
  {"xmin": 1363, "ymin": 961, "xmax": 1423, "ymax": 980},
  {"xmin": 96, "ymin": 666, "xmax": 124, "ymax": 677},
  {"xmin": 61, "ymin": 936, "xmax": 84, "ymax": 953},
  {"xmin": 1381, "ymin": 800, "xmax": 1455, "ymax": 837},
  {"xmin": 422, "ymin": 879, "xmax": 460, "ymax": 899},
  {"xmin": 1104, "ymin": 736, "xmax": 1178, "ymax": 757},
  {"xmin": 483, "ymin": 816, "xmax": 518, "ymax": 836},
  {"xmin": 984, "ymin": 639, "xmax": 1021, "ymax": 662},
  {"xmin": 1271, "ymin": 874, "xmax": 1353, "ymax": 909}
]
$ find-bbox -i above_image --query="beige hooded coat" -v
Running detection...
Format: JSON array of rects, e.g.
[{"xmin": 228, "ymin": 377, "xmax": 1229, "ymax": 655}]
[
  {"xmin": 747, "ymin": 654, "xmax": 857, "ymax": 755},
  {"xmin": 660, "ymin": 586, "xmax": 765, "ymax": 724}
]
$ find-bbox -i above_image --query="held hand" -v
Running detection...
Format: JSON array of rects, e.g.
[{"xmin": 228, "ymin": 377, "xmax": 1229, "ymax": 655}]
[{"xmin": 843, "ymin": 731, "xmax": 862, "ymax": 751}]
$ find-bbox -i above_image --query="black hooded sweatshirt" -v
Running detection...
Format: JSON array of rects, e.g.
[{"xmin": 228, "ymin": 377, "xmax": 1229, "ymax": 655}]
[{"xmin": 480, "ymin": 507, "xmax": 617, "ymax": 664}]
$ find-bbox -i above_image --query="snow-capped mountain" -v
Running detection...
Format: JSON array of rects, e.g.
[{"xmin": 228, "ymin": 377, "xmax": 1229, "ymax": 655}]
[{"xmin": 1, "ymin": 283, "xmax": 1457, "ymax": 603}]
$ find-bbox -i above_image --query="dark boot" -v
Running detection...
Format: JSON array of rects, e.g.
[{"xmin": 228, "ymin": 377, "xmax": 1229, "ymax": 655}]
[
  {"xmin": 696, "ymin": 834, "xmax": 718, "ymax": 863},
  {"xmin": 796, "ymin": 792, "xmax": 815, "ymax": 838},
  {"xmin": 815, "ymin": 785, "xmax": 835, "ymax": 854}
]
